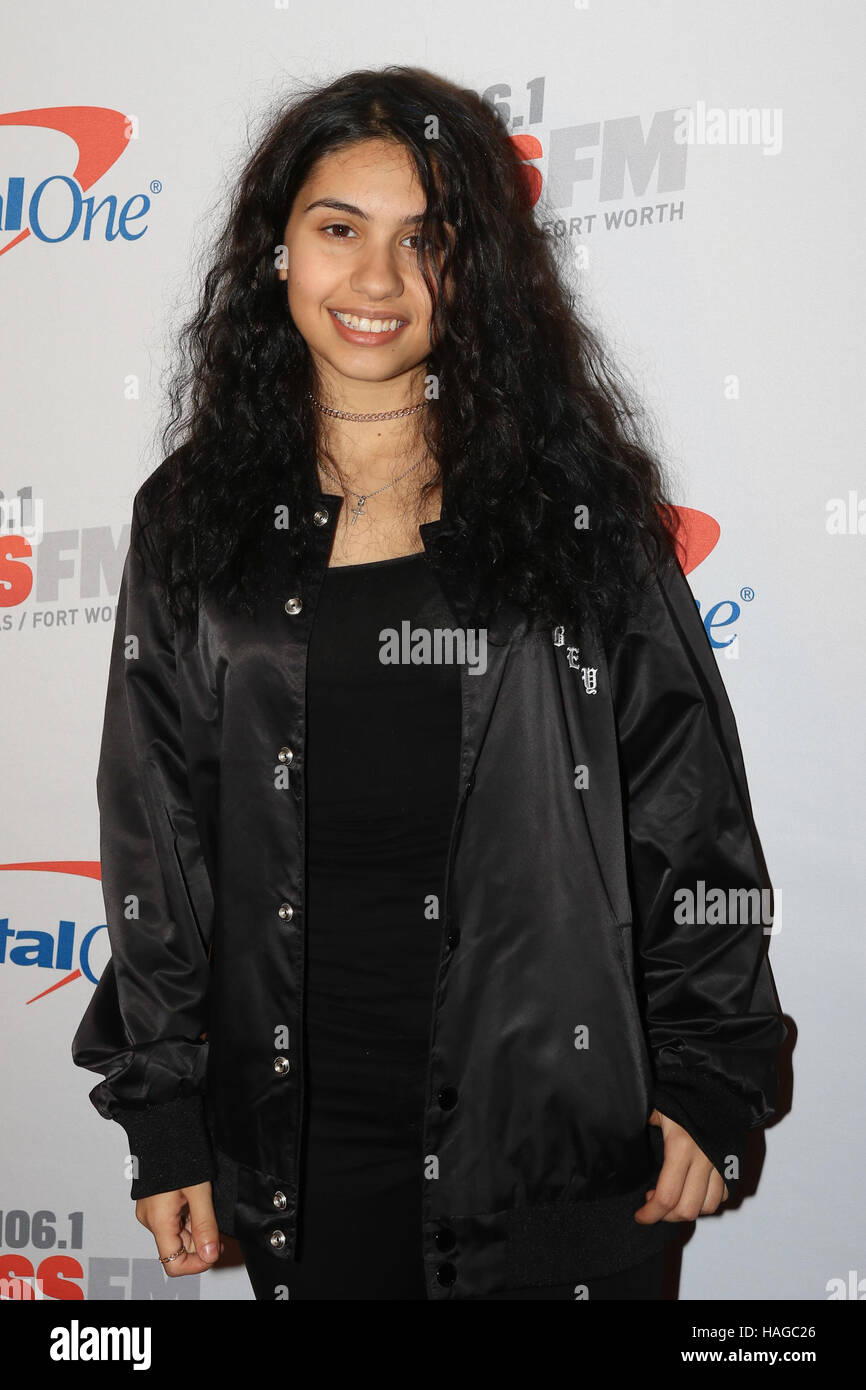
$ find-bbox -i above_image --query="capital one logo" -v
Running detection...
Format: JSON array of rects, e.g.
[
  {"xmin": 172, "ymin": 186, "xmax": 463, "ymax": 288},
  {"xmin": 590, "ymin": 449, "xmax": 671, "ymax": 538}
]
[
  {"xmin": 0, "ymin": 106, "xmax": 153, "ymax": 254},
  {"xmin": 0, "ymin": 861, "xmax": 107, "ymax": 1000}
]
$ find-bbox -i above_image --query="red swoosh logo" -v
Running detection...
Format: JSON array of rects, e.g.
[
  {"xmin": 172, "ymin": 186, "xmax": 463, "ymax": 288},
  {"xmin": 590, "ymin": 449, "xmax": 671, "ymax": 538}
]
[
  {"xmin": 0, "ymin": 106, "xmax": 131, "ymax": 256},
  {"xmin": 0, "ymin": 859, "xmax": 101, "ymax": 880},
  {"xmin": 26, "ymin": 970, "xmax": 82, "ymax": 1003},
  {"xmin": 669, "ymin": 505, "xmax": 721, "ymax": 575}
]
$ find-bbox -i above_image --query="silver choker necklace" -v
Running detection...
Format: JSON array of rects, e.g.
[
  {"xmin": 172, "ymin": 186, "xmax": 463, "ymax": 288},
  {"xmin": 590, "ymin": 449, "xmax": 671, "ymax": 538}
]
[{"xmin": 307, "ymin": 390, "xmax": 429, "ymax": 422}]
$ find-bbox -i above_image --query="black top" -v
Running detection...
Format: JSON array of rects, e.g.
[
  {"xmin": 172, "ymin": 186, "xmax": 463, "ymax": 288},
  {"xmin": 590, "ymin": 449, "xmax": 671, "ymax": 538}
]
[{"xmin": 303, "ymin": 551, "xmax": 462, "ymax": 1164}]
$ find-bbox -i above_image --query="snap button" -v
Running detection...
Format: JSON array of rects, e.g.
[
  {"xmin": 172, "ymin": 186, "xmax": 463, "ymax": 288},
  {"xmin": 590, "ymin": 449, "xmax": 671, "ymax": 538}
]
[
  {"xmin": 435, "ymin": 1262, "xmax": 457, "ymax": 1286},
  {"xmin": 269, "ymin": 1230, "xmax": 286, "ymax": 1250},
  {"xmin": 274, "ymin": 1056, "xmax": 291, "ymax": 1075},
  {"xmin": 277, "ymin": 747, "xmax": 294, "ymax": 764},
  {"xmin": 278, "ymin": 902, "xmax": 294, "ymax": 921},
  {"xmin": 273, "ymin": 1191, "xmax": 287, "ymax": 1210},
  {"xmin": 284, "ymin": 596, "xmax": 303, "ymax": 614},
  {"xmin": 437, "ymin": 1086, "xmax": 458, "ymax": 1110},
  {"xmin": 434, "ymin": 1227, "xmax": 456, "ymax": 1251},
  {"xmin": 312, "ymin": 507, "xmax": 329, "ymax": 526}
]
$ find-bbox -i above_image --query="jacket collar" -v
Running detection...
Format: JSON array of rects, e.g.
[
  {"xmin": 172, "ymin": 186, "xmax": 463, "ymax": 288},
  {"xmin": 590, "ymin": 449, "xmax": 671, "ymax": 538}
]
[{"xmin": 313, "ymin": 490, "xmax": 528, "ymax": 641}]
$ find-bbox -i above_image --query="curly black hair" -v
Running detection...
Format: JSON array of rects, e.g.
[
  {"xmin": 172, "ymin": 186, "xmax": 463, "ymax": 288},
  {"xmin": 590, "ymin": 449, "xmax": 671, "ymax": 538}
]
[{"xmin": 137, "ymin": 63, "xmax": 682, "ymax": 647}]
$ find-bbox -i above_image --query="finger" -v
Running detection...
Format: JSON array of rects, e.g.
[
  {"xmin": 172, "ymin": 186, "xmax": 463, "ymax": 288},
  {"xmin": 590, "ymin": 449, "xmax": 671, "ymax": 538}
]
[
  {"xmin": 633, "ymin": 1149, "xmax": 690, "ymax": 1224},
  {"xmin": 179, "ymin": 1211, "xmax": 224, "ymax": 1258},
  {"xmin": 700, "ymin": 1168, "xmax": 726, "ymax": 1215},
  {"xmin": 179, "ymin": 1214, "xmax": 195, "ymax": 1257},
  {"xmin": 664, "ymin": 1159, "xmax": 712, "ymax": 1223},
  {"xmin": 185, "ymin": 1182, "xmax": 221, "ymax": 1267},
  {"xmin": 150, "ymin": 1211, "xmax": 212, "ymax": 1276}
]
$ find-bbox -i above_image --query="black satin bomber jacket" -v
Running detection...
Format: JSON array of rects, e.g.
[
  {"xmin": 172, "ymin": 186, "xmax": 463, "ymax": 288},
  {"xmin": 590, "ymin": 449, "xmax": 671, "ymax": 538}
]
[{"xmin": 71, "ymin": 463, "xmax": 786, "ymax": 1299}]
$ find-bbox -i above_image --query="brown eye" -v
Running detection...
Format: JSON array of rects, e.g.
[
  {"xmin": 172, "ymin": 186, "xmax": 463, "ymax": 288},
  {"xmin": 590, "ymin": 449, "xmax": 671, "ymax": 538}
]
[{"xmin": 323, "ymin": 223, "xmax": 356, "ymax": 239}]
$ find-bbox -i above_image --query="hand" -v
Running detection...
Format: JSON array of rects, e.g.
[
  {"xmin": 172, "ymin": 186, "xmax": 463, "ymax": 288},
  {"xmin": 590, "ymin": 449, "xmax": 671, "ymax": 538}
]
[
  {"xmin": 633, "ymin": 1109, "xmax": 729, "ymax": 1224},
  {"xmin": 135, "ymin": 1181, "xmax": 223, "ymax": 1275}
]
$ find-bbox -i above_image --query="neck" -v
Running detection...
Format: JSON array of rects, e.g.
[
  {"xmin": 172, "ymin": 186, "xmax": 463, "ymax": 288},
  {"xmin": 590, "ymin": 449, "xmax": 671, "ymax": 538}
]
[
  {"xmin": 318, "ymin": 423, "xmax": 431, "ymax": 488},
  {"xmin": 310, "ymin": 363, "xmax": 432, "ymax": 485},
  {"xmin": 317, "ymin": 451, "xmax": 443, "ymax": 534}
]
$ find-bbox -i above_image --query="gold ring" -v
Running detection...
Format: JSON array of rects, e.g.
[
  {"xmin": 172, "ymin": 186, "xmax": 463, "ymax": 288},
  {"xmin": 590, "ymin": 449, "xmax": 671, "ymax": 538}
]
[{"xmin": 158, "ymin": 1244, "xmax": 186, "ymax": 1265}]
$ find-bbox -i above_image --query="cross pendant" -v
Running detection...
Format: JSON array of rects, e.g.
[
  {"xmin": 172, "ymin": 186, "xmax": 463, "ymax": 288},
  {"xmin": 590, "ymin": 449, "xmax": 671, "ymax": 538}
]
[{"xmin": 350, "ymin": 496, "xmax": 366, "ymax": 526}]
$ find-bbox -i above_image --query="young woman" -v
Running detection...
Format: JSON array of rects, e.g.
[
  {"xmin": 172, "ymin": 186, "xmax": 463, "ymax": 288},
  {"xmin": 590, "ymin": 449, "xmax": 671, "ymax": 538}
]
[{"xmin": 72, "ymin": 65, "xmax": 785, "ymax": 1301}]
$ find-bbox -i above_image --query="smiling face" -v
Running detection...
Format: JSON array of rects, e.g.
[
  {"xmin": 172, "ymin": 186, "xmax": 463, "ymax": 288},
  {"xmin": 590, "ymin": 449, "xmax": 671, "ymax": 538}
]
[{"xmin": 277, "ymin": 137, "xmax": 449, "ymax": 398}]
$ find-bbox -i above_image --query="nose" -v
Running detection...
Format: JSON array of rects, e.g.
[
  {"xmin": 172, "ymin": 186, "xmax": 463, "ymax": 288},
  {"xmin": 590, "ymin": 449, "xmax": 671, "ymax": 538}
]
[{"xmin": 349, "ymin": 236, "xmax": 405, "ymax": 303}]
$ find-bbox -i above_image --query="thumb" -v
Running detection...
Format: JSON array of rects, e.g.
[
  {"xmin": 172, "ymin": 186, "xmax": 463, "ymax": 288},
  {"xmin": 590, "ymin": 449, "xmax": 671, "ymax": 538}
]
[{"xmin": 185, "ymin": 1183, "xmax": 220, "ymax": 1265}]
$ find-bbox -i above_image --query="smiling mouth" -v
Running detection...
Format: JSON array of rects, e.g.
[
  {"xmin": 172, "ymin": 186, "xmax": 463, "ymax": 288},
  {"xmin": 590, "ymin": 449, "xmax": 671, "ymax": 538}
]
[{"xmin": 330, "ymin": 309, "xmax": 407, "ymax": 333}]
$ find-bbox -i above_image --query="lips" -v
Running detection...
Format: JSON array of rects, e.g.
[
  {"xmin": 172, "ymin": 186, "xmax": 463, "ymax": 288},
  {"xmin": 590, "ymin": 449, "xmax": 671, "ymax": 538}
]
[
  {"xmin": 331, "ymin": 308, "xmax": 406, "ymax": 331},
  {"xmin": 328, "ymin": 308, "xmax": 409, "ymax": 345}
]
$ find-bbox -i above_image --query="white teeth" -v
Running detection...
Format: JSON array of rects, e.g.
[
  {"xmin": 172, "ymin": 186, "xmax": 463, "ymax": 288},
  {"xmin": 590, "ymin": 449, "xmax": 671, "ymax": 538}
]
[{"xmin": 333, "ymin": 310, "xmax": 403, "ymax": 333}]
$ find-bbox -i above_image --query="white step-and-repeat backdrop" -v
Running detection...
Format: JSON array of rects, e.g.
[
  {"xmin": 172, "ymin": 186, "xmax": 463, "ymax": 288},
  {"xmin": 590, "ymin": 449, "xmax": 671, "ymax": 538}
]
[{"xmin": 2, "ymin": 0, "xmax": 863, "ymax": 1301}]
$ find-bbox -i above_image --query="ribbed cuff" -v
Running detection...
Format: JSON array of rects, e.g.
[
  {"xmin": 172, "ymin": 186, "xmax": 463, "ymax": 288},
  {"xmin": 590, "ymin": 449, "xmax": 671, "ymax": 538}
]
[
  {"xmin": 113, "ymin": 1094, "xmax": 216, "ymax": 1199},
  {"xmin": 651, "ymin": 1065, "xmax": 753, "ymax": 1197}
]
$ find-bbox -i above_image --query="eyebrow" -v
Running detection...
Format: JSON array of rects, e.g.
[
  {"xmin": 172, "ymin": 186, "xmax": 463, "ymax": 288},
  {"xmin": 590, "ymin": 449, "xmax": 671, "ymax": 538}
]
[{"xmin": 303, "ymin": 198, "xmax": 427, "ymax": 224}]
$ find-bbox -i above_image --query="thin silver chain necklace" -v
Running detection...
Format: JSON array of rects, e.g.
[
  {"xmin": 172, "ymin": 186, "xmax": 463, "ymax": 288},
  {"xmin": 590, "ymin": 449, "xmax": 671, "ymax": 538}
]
[{"xmin": 316, "ymin": 454, "xmax": 429, "ymax": 526}]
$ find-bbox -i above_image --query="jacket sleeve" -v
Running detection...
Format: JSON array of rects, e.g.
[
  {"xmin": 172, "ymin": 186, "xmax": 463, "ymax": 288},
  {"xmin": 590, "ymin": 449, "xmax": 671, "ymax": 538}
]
[
  {"xmin": 71, "ymin": 486, "xmax": 216, "ymax": 1199},
  {"xmin": 605, "ymin": 536, "xmax": 786, "ymax": 1194}
]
